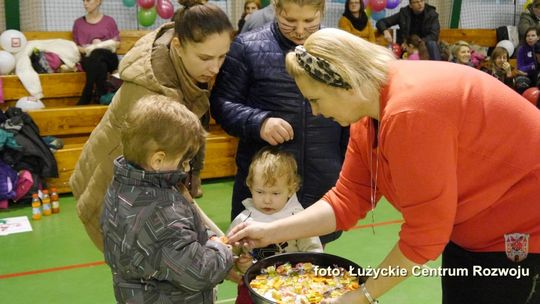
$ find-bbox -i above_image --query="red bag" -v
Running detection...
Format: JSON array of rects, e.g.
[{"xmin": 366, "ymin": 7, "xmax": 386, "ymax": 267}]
[{"xmin": 14, "ymin": 170, "xmax": 33, "ymax": 202}]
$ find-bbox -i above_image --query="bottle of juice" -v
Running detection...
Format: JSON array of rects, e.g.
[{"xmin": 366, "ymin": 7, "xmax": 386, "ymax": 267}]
[
  {"xmin": 51, "ymin": 187, "xmax": 60, "ymax": 214},
  {"xmin": 31, "ymin": 193, "xmax": 42, "ymax": 220},
  {"xmin": 42, "ymin": 189, "xmax": 51, "ymax": 216}
]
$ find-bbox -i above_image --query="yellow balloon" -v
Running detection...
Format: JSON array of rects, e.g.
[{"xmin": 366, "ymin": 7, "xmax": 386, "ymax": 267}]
[
  {"xmin": 524, "ymin": 0, "xmax": 532, "ymax": 11},
  {"xmin": 366, "ymin": 7, "xmax": 372, "ymax": 18}
]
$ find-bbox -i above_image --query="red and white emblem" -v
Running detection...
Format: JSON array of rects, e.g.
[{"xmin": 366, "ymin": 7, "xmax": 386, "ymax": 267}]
[{"xmin": 504, "ymin": 233, "xmax": 529, "ymax": 263}]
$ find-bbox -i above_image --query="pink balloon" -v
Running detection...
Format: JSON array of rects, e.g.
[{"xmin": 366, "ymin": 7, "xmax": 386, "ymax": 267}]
[
  {"xmin": 156, "ymin": 0, "xmax": 174, "ymax": 19},
  {"xmin": 370, "ymin": 0, "xmax": 387, "ymax": 12},
  {"xmin": 137, "ymin": 0, "xmax": 155, "ymax": 9},
  {"xmin": 363, "ymin": 0, "xmax": 370, "ymax": 7}
]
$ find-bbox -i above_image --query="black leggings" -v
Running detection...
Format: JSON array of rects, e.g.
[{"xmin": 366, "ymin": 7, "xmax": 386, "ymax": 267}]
[
  {"xmin": 78, "ymin": 49, "xmax": 118, "ymax": 105},
  {"xmin": 442, "ymin": 242, "xmax": 540, "ymax": 304}
]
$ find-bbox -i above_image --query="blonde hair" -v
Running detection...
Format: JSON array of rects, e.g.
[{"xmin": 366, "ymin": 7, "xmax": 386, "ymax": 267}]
[
  {"xmin": 451, "ymin": 40, "xmax": 470, "ymax": 59},
  {"xmin": 274, "ymin": 0, "xmax": 325, "ymax": 15},
  {"xmin": 121, "ymin": 95, "xmax": 207, "ymax": 167},
  {"xmin": 246, "ymin": 147, "xmax": 301, "ymax": 193},
  {"xmin": 285, "ymin": 28, "xmax": 395, "ymax": 101}
]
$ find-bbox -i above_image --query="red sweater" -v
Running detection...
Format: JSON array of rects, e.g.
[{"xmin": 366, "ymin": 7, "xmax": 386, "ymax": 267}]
[{"xmin": 324, "ymin": 61, "xmax": 540, "ymax": 264}]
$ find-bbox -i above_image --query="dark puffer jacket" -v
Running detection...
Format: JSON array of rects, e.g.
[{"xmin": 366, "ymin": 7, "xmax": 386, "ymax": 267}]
[
  {"xmin": 210, "ymin": 22, "xmax": 349, "ymax": 230},
  {"xmin": 376, "ymin": 4, "xmax": 440, "ymax": 43}
]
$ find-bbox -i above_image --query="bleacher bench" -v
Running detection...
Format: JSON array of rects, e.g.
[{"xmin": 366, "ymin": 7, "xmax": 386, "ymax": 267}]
[{"xmin": 2, "ymin": 31, "xmax": 238, "ymax": 193}]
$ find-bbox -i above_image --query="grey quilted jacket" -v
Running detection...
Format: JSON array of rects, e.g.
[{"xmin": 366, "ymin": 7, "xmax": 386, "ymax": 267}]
[{"xmin": 101, "ymin": 157, "xmax": 233, "ymax": 303}]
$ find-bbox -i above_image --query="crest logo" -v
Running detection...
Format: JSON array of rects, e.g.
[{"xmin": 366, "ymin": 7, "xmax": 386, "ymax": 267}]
[{"xmin": 504, "ymin": 233, "xmax": 529, "ymax": 263}]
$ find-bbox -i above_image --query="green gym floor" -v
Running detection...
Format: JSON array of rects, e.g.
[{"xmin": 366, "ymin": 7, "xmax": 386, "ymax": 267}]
[{"xmin": 0, "ymin": 178, "xmax": 442, "ymax": 303}]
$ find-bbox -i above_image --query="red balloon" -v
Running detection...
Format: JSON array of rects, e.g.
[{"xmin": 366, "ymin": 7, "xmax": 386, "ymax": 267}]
[
  {"xmin": 137, "ymin": 0, "xmax": 155, "ymax": 9},
  {"xmin": 522, "ymin": 87, "xmax": 539, "ymax": 106},
  {"xmin": 156, "ymin": 0, "xmax": 174, "ymax": 19},
  {"xmin": 370, "ymin": 0, "xmax": 387, "ymax": 12}
]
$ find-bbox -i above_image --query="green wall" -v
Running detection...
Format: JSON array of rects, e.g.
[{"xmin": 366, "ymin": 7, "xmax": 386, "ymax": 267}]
[{"xmin": 5, "ymin": 0, "xmax": 20, "ymax": 30}]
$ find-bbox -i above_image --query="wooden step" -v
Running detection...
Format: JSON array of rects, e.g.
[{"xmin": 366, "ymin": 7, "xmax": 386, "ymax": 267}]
[
  {"xmin": 46, "ymin": 130, "xmax": 238, "ymax": 193},
  {"xmin": 27, "ymin": 105, "xmax": 108, "ymax": 136},
  {"xmin": 3, "ymin": 72, "xmax": 86, "ymax": 101}
]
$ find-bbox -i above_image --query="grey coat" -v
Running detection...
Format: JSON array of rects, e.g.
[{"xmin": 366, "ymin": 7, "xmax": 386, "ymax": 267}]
[
  {"xmin": 101, "ymin": 157, "xmax": 233, "ymax": 303},
  {"xmin": 518, "ymin": 8, "xmax": 540, "ymax": 42}
]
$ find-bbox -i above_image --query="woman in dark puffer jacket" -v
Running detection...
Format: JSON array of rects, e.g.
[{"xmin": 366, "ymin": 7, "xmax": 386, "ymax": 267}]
[{"xmin": 210, "ymin": 0, "xmax": 348, "ymax": 244}]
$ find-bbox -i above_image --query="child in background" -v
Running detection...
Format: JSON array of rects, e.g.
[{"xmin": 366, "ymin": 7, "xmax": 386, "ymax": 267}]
[
  {"xmin": 237, "ymin": 0, "xmax": 260, "ymax": 33},
  {"xmin": 482, "ymin": 46, "xmax": 523, "ymax": 89},
  {"xmin": 228, "ymin": 147, "xmax": 323, "ymax": 304},
  {"xmin": 402, "ymin": 35, "xmax": 429, "ymax": 60},
  {"xmin": 517, "ymin": 26, "xmax": 539, "ymax": 86},
  {"xmin": 100, "ymin": 95, "xmax": 234, "ymax": 304}
]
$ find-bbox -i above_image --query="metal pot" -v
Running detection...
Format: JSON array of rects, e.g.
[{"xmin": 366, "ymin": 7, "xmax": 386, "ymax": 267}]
[{"xmin": 243, "ymin": 252, "xmax": 366, "ymax": 304}]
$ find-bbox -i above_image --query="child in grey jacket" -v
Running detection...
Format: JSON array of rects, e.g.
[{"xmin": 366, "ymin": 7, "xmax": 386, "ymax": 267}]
[{"xmin": 101, "ymin": 95, "xmax": 234, "ymax": 304}]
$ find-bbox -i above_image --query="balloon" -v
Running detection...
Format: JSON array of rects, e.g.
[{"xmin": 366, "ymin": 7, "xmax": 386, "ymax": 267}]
[
  {"xmin": 522, "ymin": 87, "xmax": 539, "ymax": 106},
  {"xmin": 369, "ymin": 0, "xmax": 387, "ymax": 12},
  {"xmin": 122, "ymin": 0, "xmax": 136, "ymax": 7},
  {"xmin": 496, "ymin": 40, "xmax": 515, "ymax": 57},
  {"xmin": 156, "ymin": 0, "xmax": 174, "ymax": 19},
  {"xmin": 365, "ymin": 7, "xmax": 372, "ymax": 18},
  {"xmin": 386, "ymin": 0, "xmax": 400, "ymax": 9},
  {"xmin": 0, "ymin": 50, "xmax": 16, "ymax": 75},
  {"xmin": 138, "ymin": 7, "xmax": 158, "ymax": 27},
  {"xmin": 371, "ymin": 9, "xmax": 386, "ymax": 21},
  {"xmin": 137, "ymin": 0, "xmax": 156, "ymax": 9},
  {"xmin": 363, "ymin": 0, "xmax": 370, "ymax": 7},
  {"xmin": 0, "ymin": 30, "xmax": 27, "ymax": 53}
]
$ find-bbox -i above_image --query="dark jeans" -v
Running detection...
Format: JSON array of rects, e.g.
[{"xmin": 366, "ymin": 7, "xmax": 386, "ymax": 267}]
[
  {"xmin": 426, "ymin": 40, "xmax": 442, "ymax": 60},
  {"xmin": 442, "ymin": 242, "xmax": 540, "ymax": 304},
  {"xmin": 78, "ymin": 49, "xmax": 119, "ymax": 105}
]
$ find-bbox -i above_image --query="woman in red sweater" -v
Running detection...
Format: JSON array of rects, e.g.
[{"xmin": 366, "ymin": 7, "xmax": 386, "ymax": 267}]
[{"xmin": 228, "ymin": 28, "xmax": 540, "ymax": 304}]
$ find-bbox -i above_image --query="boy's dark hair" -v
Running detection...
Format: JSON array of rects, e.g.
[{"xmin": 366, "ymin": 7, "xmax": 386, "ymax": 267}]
[
  {"xmin": 174, "ymin": 0, "xmax": 233, "ymax": 44},
  {"xmin": 121, "ymin": 95, "xmax": 207, "ymax": 168}
]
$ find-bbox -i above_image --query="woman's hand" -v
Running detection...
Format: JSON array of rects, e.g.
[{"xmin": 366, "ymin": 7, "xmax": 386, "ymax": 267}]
[
  {"xmin": 227, "ymin": 221, "xmax": 274, "ymax": 249},
  {"xmin": 383, "ymin": 30, "xmax": 393, "ymax": 43},
  {"xmin": 260, "ymin": 117, "xmax": 294, "ymax": 145}
]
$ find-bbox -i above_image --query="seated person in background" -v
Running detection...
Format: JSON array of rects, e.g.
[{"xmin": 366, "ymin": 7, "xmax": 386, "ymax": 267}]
[
  {"xmin": 101, "ymin": 95, "xmax": 234, "ymax": 303},
  {"xmin": 238, "ymin": 0, "xmax": 261, "ymax": 33},
  {"xmin": 517, "ymin": 26, "xmax": 540, "ymax": 88},
  {"xmin": 338, "ymin": 0, "xmax": 375, "ymax": 42},
  {"xmin": 518, "ymin": 0, "xmax": 540, "ymax": 43},
  {"xmin": 227, "ymin": 146, "xmax": 323, "ymax": 304},
  {"xmin": 240, "ymin": 2, "xmax": 275, "ymax": 34},
  {"xmin": 450, "ymin": 41, "xmax": 473, "ymax": 66},
  {"xmin": 376, "ymin": 0, "xmax": 440, "ymax": 60},
  {"xmin": 72, "ymin": 0, "xmax": 120, "ymax": 105},
  {"xmin": 402, "ymin": 34, "xmax": 429, "ymax": 60},
  {"xmin": 482, "ymin": 47, "xmax": 524, "ymax": 89}
]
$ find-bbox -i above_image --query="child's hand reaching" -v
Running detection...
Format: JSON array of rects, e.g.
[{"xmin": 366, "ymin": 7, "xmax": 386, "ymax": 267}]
[{"xmin": 235, "ymin": 253, "xmax": 253, "ymax": 274}]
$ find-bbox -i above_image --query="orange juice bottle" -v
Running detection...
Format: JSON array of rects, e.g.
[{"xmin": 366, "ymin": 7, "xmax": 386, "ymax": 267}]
[
  {"xmin": 42, "ymin": 189, "xmax": 51, "ymax": 216},
  {"xmin": 51, "ymin": 187, "xmax": 60, "ymax": 214},
  {"xmin": 31, "ymin": 193, "xmax": 42, "ymax": 220}
]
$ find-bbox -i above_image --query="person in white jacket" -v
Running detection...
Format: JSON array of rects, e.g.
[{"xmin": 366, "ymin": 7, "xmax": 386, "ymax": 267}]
[{"xmin": 228, "ymin": 146, "xmax": 322, "ymax": 303}]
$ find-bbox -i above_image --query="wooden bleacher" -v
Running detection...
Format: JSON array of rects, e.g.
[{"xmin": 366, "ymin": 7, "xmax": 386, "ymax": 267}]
[{"xmin": 2, "ymin": 31, "xmax": 238, "ymax": 193}]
